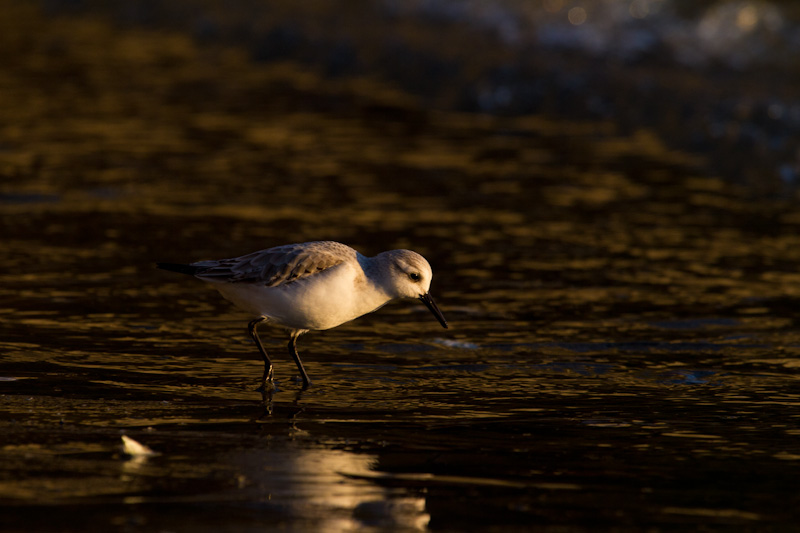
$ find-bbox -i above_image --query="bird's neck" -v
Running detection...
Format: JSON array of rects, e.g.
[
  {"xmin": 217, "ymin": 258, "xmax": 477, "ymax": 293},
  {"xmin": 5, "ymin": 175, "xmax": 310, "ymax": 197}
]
[{"xmin": 358, "ymin": 253, "xmax": 396, "ymax": 301}]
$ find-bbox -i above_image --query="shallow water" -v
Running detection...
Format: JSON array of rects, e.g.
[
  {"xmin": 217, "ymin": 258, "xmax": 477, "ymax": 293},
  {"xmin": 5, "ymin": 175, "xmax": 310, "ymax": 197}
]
[{"xmin": 3, "ymin": 1, "xmax": 800, "ymax": 531}]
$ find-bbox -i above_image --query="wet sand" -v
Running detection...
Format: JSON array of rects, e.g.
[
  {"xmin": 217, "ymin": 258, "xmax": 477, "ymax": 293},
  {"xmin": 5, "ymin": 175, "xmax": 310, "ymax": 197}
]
[{"xmin": 3, "ymin": 1, "xmax": 800, "ymax": 530}]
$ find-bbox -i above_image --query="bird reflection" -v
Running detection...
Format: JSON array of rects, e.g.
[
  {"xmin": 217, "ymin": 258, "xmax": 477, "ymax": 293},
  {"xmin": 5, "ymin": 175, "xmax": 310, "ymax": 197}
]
[
  {"xmin": 256, "ymin": 384, "xmax": 307, "ymax": 420},
  {"xmin": 258, "ymin": 385, "xmax": 274, "ymax": 418},
  {"xmin": 233, "ymin": 447, "xmax": 430, "ymax": 530}
]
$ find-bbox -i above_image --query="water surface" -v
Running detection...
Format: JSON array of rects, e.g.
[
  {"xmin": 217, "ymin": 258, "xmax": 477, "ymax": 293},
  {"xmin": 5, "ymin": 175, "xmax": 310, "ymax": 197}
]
[{"xmin": 3, "ymin": 1, "xmax": 800, "ymax": 531}]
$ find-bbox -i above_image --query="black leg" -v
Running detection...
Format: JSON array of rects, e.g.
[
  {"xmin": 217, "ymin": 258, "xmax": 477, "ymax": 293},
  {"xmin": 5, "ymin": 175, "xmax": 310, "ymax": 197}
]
[
  {"xmin": 287, "ymin": 332, "xmax": 311, "ymax": 389},
  {"xmin": 248, "ymin": 317, "xmax": 273, "ymax": 388}
]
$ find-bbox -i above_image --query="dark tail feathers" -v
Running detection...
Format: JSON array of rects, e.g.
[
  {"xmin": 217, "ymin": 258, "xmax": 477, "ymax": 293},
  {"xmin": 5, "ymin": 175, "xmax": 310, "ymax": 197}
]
[{"xmin": 156, "ymin": 262, "xmax": 202, "ymax": 276}]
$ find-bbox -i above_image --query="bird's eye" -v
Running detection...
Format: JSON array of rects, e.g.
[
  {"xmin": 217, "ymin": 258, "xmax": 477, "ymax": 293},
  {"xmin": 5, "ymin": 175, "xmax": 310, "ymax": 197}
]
[{"xmin": 409, "ymin": 272, "xmax": 421, "ymax": 282}]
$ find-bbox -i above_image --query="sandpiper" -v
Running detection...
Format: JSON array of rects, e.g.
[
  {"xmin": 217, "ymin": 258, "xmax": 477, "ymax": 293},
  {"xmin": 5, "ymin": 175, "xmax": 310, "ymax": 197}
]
[{"xmin": 157, "ymin": 241, "xmax": 448, "ymax": 389}]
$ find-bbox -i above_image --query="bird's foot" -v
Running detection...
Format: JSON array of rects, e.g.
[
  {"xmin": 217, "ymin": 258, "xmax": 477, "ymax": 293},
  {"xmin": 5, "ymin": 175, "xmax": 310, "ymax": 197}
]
[
  {"xmin": 255, "ymin": 379, "xmax": 277, "ymax": 393},
  {"xmin": 292, "ymin": 375, "xmax": 311, "ymax": 390},
  {"xmin": 257, "ymin": 386, "xmax": 275, "ymax": 418}
]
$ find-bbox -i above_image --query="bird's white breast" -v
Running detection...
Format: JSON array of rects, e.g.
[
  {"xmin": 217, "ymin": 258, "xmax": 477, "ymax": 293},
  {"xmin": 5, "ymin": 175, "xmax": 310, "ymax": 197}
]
[{"xmin": 210, "ymin": 261, "xmax": 391, "ymax": 331}]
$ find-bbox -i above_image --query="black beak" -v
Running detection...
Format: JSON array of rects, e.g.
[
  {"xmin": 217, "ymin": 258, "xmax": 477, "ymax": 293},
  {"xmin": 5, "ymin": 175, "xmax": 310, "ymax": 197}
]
[{"xmin": 419, "ymin": 293, "xmax": 448, "ymax": 329}]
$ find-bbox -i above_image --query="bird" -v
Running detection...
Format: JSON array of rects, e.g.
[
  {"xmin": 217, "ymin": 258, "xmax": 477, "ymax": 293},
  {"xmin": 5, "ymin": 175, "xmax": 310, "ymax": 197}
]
[{"xmin": 157, "ymin": 241, "xmax": 448, "ymax": 389}]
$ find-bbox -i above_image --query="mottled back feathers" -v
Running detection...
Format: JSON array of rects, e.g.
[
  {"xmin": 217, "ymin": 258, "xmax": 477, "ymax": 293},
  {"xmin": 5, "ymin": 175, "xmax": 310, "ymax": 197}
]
[{"xmin": 188, "ymin": 241, "xmax": 356, "ymax": 287}]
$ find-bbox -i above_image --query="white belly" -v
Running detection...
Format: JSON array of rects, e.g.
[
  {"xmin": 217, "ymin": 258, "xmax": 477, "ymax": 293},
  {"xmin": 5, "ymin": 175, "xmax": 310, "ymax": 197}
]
[{"xmin": 209, "ymin": 262, "xmax": 389, "ymax": 331}]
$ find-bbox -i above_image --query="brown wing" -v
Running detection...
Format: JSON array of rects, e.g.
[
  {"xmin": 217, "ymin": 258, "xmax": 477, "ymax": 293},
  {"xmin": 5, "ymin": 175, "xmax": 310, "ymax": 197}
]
[{"xmin": 191, "ymin": 241, "xmax": 355, "ymax": 287}]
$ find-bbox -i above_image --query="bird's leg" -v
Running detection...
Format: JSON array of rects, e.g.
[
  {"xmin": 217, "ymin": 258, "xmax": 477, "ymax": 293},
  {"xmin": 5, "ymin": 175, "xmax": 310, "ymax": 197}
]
[
  {"xmin": 248, "ymin": 317, "xmax": 274, "ymax": 391},
  {"xmin": 287, "ymin": 332, "xmax": 311, "ymax": 389}
]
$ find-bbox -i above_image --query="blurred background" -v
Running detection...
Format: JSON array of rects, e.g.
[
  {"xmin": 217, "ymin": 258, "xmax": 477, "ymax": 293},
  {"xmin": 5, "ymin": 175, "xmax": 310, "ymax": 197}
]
[
  {"xmin": 28, "ymin": 0, "xmax": 800, "ymax": 189},
  {"xmin": 4, "ymin": 0, "xmax": 800, "ymax": 531}
]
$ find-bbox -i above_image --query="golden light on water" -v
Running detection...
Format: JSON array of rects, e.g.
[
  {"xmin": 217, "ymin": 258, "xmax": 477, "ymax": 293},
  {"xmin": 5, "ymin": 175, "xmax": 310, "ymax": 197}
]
[{"xmin": 2, "ymin": 0, "xmax": 800, "ymax": 530}]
